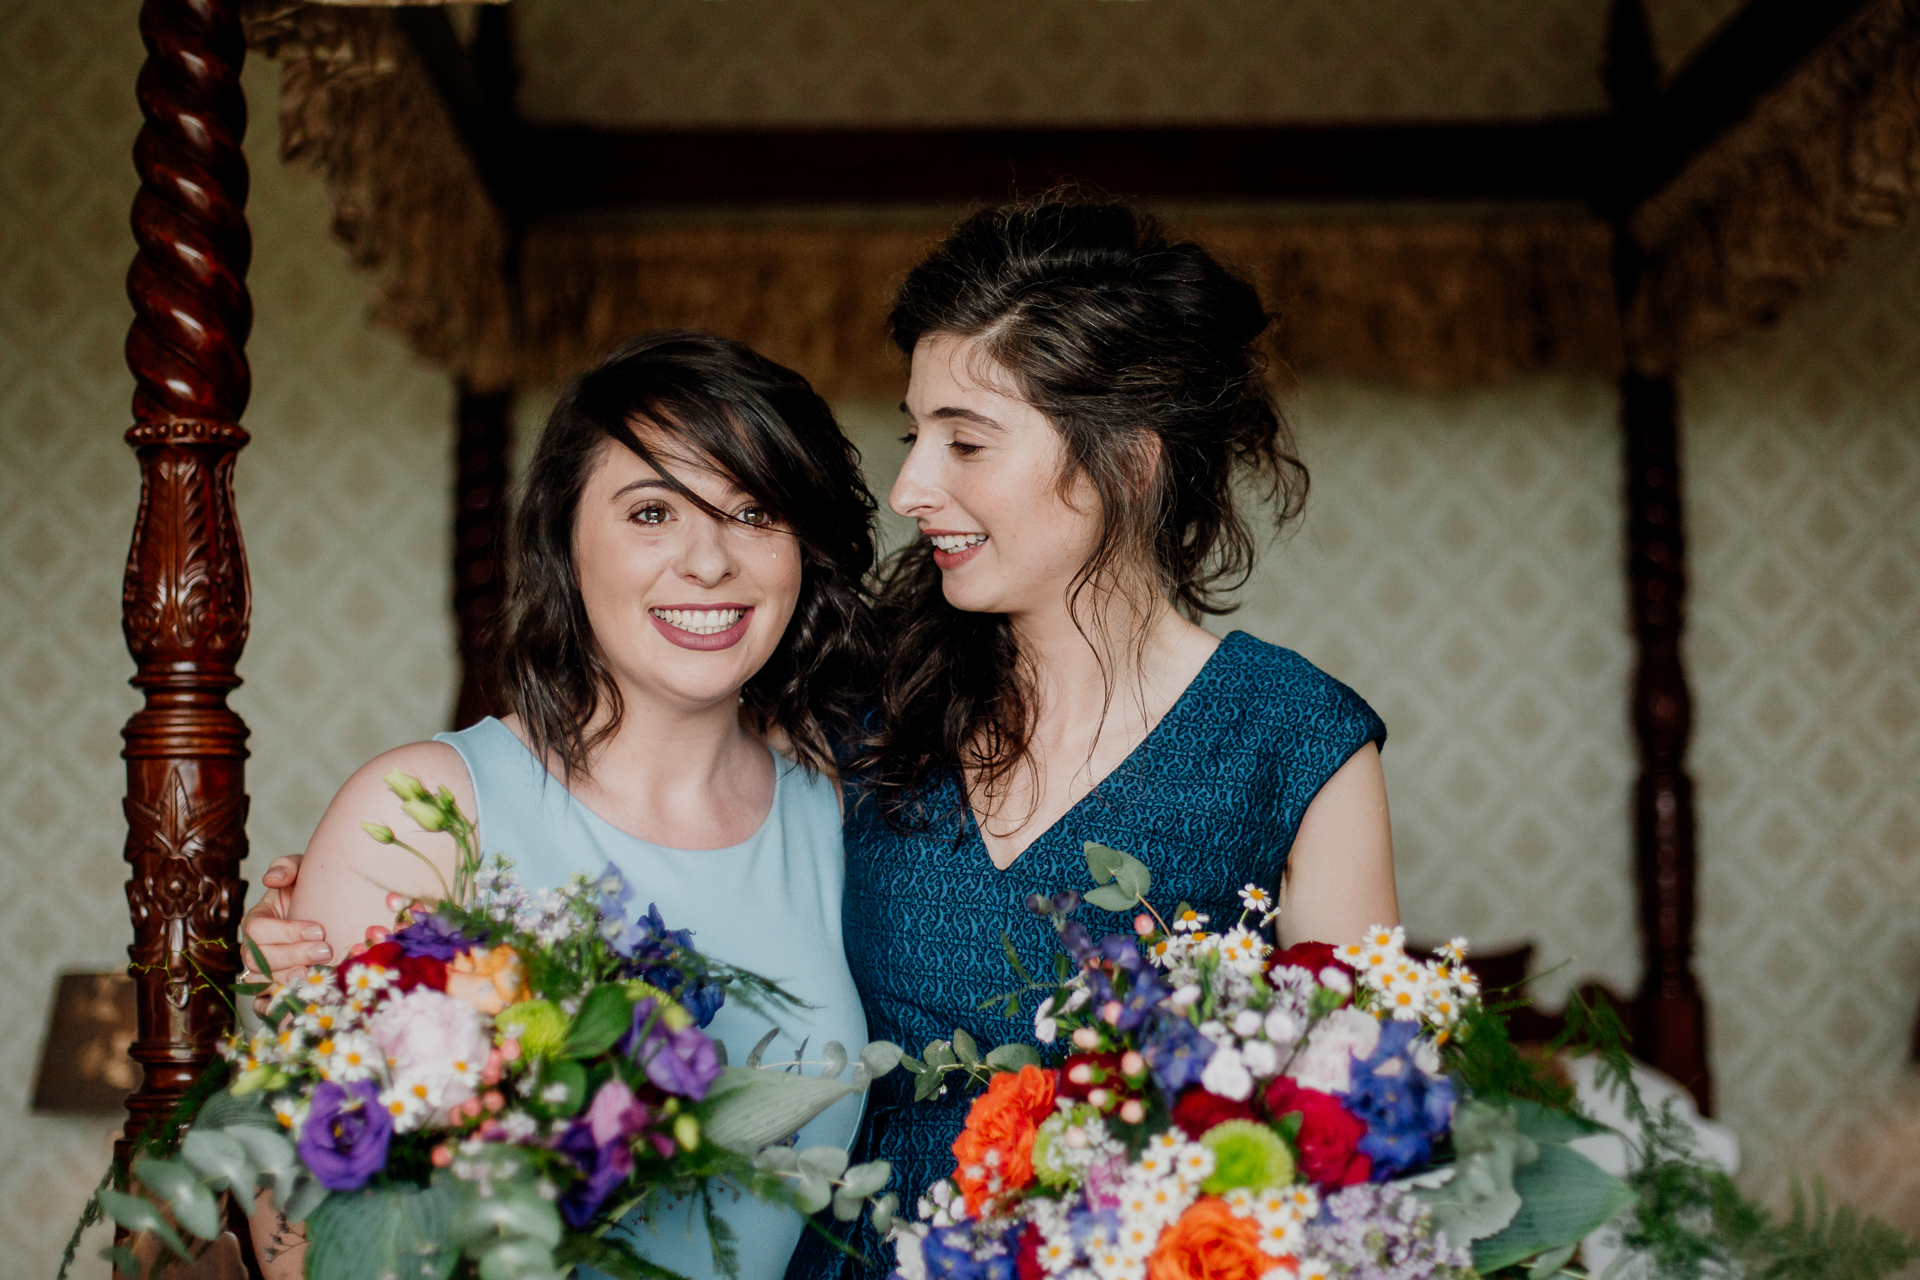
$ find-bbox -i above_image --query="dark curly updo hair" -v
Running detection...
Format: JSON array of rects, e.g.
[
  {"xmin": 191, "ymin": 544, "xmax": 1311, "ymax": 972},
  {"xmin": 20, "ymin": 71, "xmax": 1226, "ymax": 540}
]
[
  {"xmin": 865, "ymin": 198, "xmax": 1308, "ymax": 822},
  {"xmin": 497, "ymin": 330, "xmax": 878, "ymax": 779}
]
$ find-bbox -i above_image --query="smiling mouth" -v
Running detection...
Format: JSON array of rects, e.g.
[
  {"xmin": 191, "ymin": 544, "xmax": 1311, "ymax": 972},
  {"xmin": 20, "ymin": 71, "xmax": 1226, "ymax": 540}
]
[
  {"xmin": 927, "ymin": 533, "xmax": 987, "ymax": 553},
  {"xmin": 649, "ymin": 607, "xmax": 747, "ymax": 636}
]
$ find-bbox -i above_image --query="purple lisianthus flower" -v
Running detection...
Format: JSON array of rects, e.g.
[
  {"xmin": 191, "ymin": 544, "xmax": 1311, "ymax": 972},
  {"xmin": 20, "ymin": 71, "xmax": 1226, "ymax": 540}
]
[
  {"xmin": 554, "ymin": 1111, "xmax": 635, "ymax": 1229},
  {"xmin": 1087, "ymin": 953, "xmax": 1165, "ymax": 1033},
  {"xmin": 296, "ymin": 1079, "xmax": 392, "ymax": 1191},
  {"xmin": 1344, "ymin": 1020, "xmax": 1455, "ymax": 1179},
  {"xmin": 620, "ymin": 998, "xmax": 723, "ymax": 1099},
  {"xmin": 1140, "ymin": 1010, "xmax": 1215, "ymax": 1096},
  {"xmin": 390, "ymin": 912, "xmax": 478, "ymax": 960}
]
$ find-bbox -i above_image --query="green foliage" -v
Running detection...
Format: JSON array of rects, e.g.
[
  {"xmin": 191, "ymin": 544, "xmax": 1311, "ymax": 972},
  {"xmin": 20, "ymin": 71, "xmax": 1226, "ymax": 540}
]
[
  {"xmin": 565, "ymin": 982, "xmax": 637, "ymax": 1057},
  {"xmin": 1084, "ymin": 842, "xmax": 1151, "ymax": 913},
  {"xmin": 1442, "ymin": 995, "xmax": 1577, "ymax": 1111},
  {"xmin": 303, "ymin": 1178, "xmax": 462, "ymax": 1280}
]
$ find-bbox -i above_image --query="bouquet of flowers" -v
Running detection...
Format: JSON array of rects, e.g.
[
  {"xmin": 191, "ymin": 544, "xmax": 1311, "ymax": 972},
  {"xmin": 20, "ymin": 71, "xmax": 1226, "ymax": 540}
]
[
  {"xmin": 73, "ymin": 773, "xmax": 902, "ymax": 1280},
  {"xmin": 891, "ymin": 845, "xmax": 1920, "ymax": 1280},
  {"xmin": 891, "ymin": 844, "xmax": 1637, "ymax": 1280}
]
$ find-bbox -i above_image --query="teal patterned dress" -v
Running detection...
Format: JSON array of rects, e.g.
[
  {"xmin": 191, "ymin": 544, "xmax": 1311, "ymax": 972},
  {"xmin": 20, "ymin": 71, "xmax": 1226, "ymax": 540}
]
[{"xmin": 786, "ymin": 631, "xmax": 1385, "ymax": 1280}]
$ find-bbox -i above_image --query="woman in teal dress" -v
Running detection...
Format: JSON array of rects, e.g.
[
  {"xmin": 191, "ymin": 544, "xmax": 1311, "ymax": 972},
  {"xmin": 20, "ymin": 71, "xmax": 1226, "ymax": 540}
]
[
  {"xmin": 248, "ymin": 331, "xmax": 879, "ymax": 1280},
  {"xmin": 788, "ymin": 198, "xmax": 1401, "ymax": 1280}
]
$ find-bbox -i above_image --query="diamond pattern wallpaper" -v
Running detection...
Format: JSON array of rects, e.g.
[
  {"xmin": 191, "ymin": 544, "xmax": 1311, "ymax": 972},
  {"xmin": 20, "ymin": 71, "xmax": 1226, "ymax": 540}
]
[{"xmin": 3, "ymin": 3, "xmax": 1917, "ymax": 1278}]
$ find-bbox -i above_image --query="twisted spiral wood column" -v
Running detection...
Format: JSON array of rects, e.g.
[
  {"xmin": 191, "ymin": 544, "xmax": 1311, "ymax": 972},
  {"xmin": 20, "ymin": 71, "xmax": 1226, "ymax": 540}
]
[{"xmin": 118, "ymin": 0, "xmax": 254, "ymax": 1162}]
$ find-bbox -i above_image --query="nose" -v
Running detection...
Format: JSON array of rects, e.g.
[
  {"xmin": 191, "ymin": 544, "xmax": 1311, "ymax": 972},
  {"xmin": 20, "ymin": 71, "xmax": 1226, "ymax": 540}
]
[
  {"xmin": 673, "ymin": 511, "xmax": 738, "ymax": 587},
  {"xmin": 889, "ymin": 437, "xmax": 943, "ymax": 519}
]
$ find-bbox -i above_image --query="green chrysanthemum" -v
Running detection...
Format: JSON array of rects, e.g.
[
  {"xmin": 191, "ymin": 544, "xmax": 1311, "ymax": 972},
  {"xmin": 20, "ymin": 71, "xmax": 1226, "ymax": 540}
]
[
  {"xmin": 496, "ymin": 998, "xmax": 569, "ymax": 1058},
  {"xmin": 1200, "ymin": 1119, "xmax": 1295, "ymax": 1194}
]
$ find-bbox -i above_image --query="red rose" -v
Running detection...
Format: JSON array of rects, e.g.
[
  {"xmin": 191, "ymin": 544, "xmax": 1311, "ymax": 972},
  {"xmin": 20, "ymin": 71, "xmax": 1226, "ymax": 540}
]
[
  {"xmin": 1170, "ymin": 1088, "xmax": 1257, "ymax": 1136},
  {"xmin": 1015, "ymin": 1224, "xmax": 1044, "ymax": 1280},
  {"xmin": 1263, "ymin": 1077, "xmax": 1371, "ymax": 1189},
  {"xmin": 337, "ymin": 940, "xmax": 447, "ymax": 995},
  {"xmin": 1265, "ymin": 941, "xmax": 1352, "ymax": 981}
]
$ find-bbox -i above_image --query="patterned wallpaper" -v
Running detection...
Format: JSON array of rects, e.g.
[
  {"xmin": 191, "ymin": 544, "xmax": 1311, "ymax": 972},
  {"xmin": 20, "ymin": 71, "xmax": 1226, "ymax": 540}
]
[
  {"xmin": 3, "ymin": 2, "xmax": 1917, "ymax": 1278},
  {"xmin": 513, "ymin": 0, "xmax": 1612, "ymax": 125}
]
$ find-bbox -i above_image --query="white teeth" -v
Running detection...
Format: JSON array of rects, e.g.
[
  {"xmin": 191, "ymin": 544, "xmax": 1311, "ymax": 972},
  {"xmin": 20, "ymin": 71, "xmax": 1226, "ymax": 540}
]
[
  {"xmin": 651, "ymin": 607, "xmax": 746, "ymax": 636},
  {"xmin": 928, "ymin": 533, "xmax": 988, "ymax": 553}
]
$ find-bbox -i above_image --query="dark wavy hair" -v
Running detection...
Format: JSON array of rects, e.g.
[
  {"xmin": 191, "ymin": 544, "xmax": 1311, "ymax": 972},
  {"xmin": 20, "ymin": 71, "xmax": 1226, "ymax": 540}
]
[
  {"xmin": 863, "ymin": 199, "xmax": 1308, "ymax": 823},
  {"xmin": 497, "ymin": 330, "xmax": 878, "ymax": 778}
]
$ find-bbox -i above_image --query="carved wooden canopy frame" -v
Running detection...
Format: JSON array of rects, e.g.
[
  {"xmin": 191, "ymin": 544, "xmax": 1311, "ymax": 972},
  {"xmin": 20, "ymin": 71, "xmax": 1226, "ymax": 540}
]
[{"xmin": 111, "ymin": 0, "xmax": 1920, "ymax": 1197}]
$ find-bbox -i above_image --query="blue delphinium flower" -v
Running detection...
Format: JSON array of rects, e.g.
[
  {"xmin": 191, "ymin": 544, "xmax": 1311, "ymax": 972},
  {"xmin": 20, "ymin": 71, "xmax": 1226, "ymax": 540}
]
[
  {"xmin": 1342, "ymin": 1020, "xmax": 1455, "ymax": 1179},
  {"xmin": 1140, "ymin": 1010, "xmax": 1215, "ymax": 1096},
  {"xmin": 389, "ymin": 912, "xmax": 477, "ymax": 960},
  {"xmin": 921, "ymin": 1222, "xmax": 1020, "ymax": 1280}
]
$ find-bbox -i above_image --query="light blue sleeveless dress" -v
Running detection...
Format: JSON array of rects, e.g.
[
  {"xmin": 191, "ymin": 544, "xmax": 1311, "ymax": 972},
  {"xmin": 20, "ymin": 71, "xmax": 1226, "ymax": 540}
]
[{"xmin": 436, "ymin": 718, "xmax": 867, "ymax": 1280}]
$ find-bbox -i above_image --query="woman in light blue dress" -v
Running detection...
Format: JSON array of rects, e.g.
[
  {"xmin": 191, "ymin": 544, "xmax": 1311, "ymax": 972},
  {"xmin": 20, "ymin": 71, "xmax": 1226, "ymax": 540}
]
[{"xmin": 252, "ymin": 331, "xmax": 879, "ymax": 1280}]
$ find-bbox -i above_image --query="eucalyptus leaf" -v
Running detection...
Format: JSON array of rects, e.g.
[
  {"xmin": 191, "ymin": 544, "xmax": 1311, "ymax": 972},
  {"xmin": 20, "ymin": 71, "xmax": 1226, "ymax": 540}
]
[
  {"xmin": 192, "ymin": 1088, "xmax": 274, "ymax": 1132},
  {"xmin": 898, "ymin": 1054, "xmax": 927, "ymax": 1076},
  {"xmin": 870, "ymin": 1193, "xmax": 899, "ymax": 1236},
  {"xmin": 821, "ymin": 1042, "xmax": 848, "ymax": 1081},
  {"xmin": 702, "ymin": 1066, "xmax": 860, "ymax": 1152},
  {"xmin": 798, "ymin": 1146, "xmax": 849, "ymax": 1181},
  {"xmin": 1084, "ymin": 884, "xmax": 1138, "ymax": 912},
  {"xmin": 745, "ymin": 1027, "xmax": 781, "ymax": 1069},
  {"xmin": 1085, "ymin": 842, "xmax": 1126, "ymax": 885},
  {"xmin": 1412, "ymin": 1100, "xmax": 1527, "ymax": 1246},
  {"xmin": 923, "ymin": 1041, "xmax": 956, "ymax": 1069},
  {"xmin": 563, "ymin": 984, "xmax": 635, "ymax": 1058},
  {"xmin": 951, "ymin": 1028, "xmax": 981, "ymax": 1066},
  {"xmin": 831, "ymin": 1188, "xmax": 864, "ymax": 1221},
  {"xmin": 795, "ymin": 1173, "xmax": 834, "ymax": 1214},
  {"xmin": 913, "ymin": 1071, "xmax": 943, "ymax": 1102},
  {"xmin": 283, "ymin": 1172, "xmax": 329, "ymax": 1224},
  {"xmin": 303, "ymin": 1180, "xmax": 461, "ymax": 1280},
  {"xmin": 179, "ymin": 1129, "xmax": 252, "ymax": 1192},
  {"xmin": 1527, "ymin": 1242, "xmax": 1579, "ymax": 1278},
  {"xmin": 451, "ymin": 1189, "xmax": 564, "ymax": 1249},
  {"xmin": 1473, "ymin": 1142, "xmax": 1635, "ymax": 1273},
  {"xmin": 224, "ymin": 1126, "xmax": 297, "ymax": 1182},
  {"xmin": 132, "ymin": 1157, "xmax": 221, "ymax": 1240},
  {"xmin": 984, "ymin": 1044, "xmax": 1042, "ymax": 1072},
  {"xmin": 839, "ymin": 1161, "xmax": 892, "ymax": 1199},
  {"xmin": 96, "ymin": 1188, "xmax": 189, "ymax": 1260},
  {"xmin": 753, "ymin": 1147, "xmax": 800, "ymax": 1174},
  {"xmin": 101, "ymin": 1244, "xmax": 141, "ymax": 1278},
  {"xmin": 858, "ymin": 1041, "xmax": 903, "ymax": 1077},
  {"xmin": 477, "ymin": 1238, "xmax": 566, "ymax": 1280}
]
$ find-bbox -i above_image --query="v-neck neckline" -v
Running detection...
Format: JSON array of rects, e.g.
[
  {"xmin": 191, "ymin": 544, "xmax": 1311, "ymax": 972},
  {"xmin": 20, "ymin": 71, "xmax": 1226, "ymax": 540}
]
[{"xmin": 963, "ymin": 632, "xmax": 1238, "ymax": 873}]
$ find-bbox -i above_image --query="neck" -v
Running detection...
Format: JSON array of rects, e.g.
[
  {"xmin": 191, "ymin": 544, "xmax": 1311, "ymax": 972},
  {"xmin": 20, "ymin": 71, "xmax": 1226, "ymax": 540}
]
[
  {"xmin": 572, "ymin": 677, "xmax": 763, "ymax": 803},
  {"xmin": 1008, "ymin": 575, "xmax": 1198, "ymax": 737}
]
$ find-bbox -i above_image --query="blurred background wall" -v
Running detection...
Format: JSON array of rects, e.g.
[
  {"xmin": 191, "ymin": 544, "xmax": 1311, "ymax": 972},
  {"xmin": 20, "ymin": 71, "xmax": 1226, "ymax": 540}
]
[{"xmin": 2, "ymin": 1, "xmax": 1915, "ymax": 1275}]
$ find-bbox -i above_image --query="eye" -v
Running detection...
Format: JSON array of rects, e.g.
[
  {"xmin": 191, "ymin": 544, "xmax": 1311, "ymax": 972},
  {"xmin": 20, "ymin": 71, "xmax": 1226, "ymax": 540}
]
[
  {"xmin": 629, "ymin": 503, "xmax": 670, "ymax": 526},
  {"xmin": 948, "ymin": 439, "xmax": 984, "ymax": 457},
  {"xmin": 897, "ymin": 431, "xmax": 918, "ymax": 447},
  {"xmin": 736, "ymin": 506, "xmax": 778, "ymax": 528}
]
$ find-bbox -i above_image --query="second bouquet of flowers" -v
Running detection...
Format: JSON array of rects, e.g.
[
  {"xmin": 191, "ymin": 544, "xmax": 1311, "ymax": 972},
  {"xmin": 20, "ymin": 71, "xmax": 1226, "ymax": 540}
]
[{"xmin": 81, "ymin": 772, "xmax": 903, "ymax": 1280}]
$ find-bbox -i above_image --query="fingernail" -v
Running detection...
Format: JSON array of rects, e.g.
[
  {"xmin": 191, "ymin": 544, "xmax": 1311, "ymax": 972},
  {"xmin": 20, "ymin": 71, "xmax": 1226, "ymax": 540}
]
[
  {"xmin": 308, "ymin": 943, "xmax": 332, "ymax": 961},
  {"xmin": 302, "ymin": 926, "xmax": 325, "ymax": 941}
]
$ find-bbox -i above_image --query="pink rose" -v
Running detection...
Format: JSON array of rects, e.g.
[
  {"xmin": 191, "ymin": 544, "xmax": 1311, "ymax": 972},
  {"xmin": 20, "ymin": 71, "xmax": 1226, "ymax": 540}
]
[{"xmin": 367, "ymin": 987, "xmax": 492, "ymax": 1115}]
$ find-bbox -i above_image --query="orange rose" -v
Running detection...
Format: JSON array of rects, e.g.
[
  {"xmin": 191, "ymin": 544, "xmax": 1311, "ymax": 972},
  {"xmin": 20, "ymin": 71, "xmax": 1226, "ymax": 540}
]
[
  {"xmin": 1146, "ymin": 1197, "xmax": 1276, "ymax": 1280},
  {"xmin": 951, "ymin": 1065, "xmax": 1057, "ymax": 1214},
  {"xmin": 445, "ymin": 944, "xmax": 526, "ymax": 1016}
]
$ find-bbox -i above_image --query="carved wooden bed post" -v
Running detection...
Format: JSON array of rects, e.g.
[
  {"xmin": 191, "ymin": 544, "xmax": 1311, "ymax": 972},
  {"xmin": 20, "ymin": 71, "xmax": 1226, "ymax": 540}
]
[{"xmin": 118, "ymin": 0, "xmax": 253, "ymax": 1161}]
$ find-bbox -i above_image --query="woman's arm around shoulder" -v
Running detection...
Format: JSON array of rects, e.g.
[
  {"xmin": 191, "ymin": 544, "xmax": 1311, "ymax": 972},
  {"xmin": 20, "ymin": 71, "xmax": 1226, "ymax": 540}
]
[
  {"xmin": 1276, "ymin": 742, "xmax": 1399, "ymax": 948},
  {"xmin": 287, "ymin": 740, "xmax": 478, "ymax": 959}
]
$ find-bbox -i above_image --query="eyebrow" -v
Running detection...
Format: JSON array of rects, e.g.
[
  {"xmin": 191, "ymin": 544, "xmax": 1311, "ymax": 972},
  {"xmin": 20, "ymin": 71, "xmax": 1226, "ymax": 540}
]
[
  {"xmin": 609, "ymin": 476, "xmax": 747, "ymax": 503},
  {"xmin": 899, "ymin": 402, "xmax": 1005, "ymax": 431}
]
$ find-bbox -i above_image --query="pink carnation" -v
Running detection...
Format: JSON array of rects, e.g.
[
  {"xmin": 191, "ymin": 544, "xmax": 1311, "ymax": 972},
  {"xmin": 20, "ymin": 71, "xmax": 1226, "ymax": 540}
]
[{"xmin": 367, "ymin": 987, "xmax": 492, "ymax": 1114}]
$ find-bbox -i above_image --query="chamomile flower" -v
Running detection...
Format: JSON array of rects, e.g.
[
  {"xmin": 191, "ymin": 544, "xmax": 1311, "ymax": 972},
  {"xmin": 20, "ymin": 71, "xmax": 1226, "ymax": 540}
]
[
  {"xmin": 1295, "ymin": 1261, "xmax": 1335, "ymax": 1280},
  {"xmin": 1116, "ymin": 1221, "xmax": 1157, "ymax": 1259},
  {"xmin": 1223, "ymin": 1188, "xmax": 1257, "ymax": 1218},
  {"xmin": 1037, "ymin": 1238, "xmax": 1078, "ymax": 1275},
  {"xmin": 1171, "ymin": 908, "xmax": 1209, "ymax": 933},
  {"xmin": 1175, "ymin": 1145, "xmax": 1216, "ymax": 1185},
  {"xmin": 1217, "ymin": 926, "xmax": 1267, "ymax": 974},
  {"xmin": 270, "ymin": 1095, "xmax": 308, "ymax": 1137},
  {"xmin": 342, "ymin": 963, "xmax": 394, "ymax": 996},
  {"xmin": 380, "ymin": 1077, "xmax": 431, "ymax": 1131},
  {"xmin": 1255, "ymin": 1215, "xmax": 1304, "ymax": 1257},
  {"xmin": 326, "ymin": 1032, "xmax": 380, "ymax": 1082},
  {"xmin": 1237, "ymin": 884, "xmax": 1273, "ymax": 914}
]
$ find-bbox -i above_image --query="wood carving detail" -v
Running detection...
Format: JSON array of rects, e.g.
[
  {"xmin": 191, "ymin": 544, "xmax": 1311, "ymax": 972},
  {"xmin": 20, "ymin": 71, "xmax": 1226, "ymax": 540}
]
[{"xmin": 119, "ymin": 0, "xmax": 255, "ymax": 1174}]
